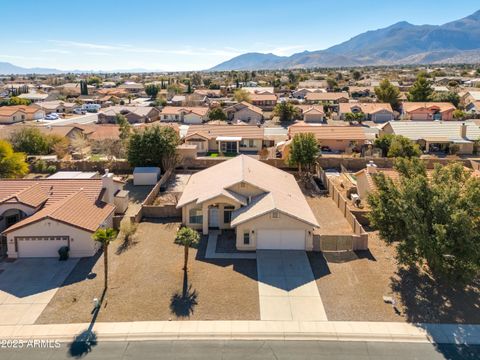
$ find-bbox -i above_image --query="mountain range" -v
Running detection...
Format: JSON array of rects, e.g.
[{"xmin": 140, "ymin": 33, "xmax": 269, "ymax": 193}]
[
  {"xmin": 210, "ymin": 10, "xmax": 480, "ymax": 71},
  {"xmin": 0, "ymin": 62, "xmax": 162, "ymax": 75}
]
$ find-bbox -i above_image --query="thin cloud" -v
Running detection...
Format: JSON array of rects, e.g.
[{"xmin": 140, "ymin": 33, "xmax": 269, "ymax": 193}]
[{"xmin": 41, "ymin": 49, "xmax": 72, "ymax": 54}]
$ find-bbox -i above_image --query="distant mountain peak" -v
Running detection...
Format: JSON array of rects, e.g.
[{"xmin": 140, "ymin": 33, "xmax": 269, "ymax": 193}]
[{"xmin": 209, "ymin": 9, "xmax": 480, "ymax": 71}]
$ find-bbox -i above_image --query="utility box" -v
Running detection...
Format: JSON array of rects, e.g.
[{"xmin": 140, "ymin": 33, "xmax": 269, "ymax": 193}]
[{"xmin": 133, "ymin": 167, "xmax": 161, "ymax": 186}]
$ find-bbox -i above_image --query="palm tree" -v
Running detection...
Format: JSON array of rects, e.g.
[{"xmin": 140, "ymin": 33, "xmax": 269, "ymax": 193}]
[
  {"xmin": 174, "ymin": 227, "xmax": 200, "ymax": 271},
  {"xmin": 92, "ymin": 228, "xmax": 117, "ymax": 290}
]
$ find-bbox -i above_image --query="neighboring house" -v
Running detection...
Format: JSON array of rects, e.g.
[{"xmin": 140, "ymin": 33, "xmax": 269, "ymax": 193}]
[
  {"xmin": 225, "ymin": 101, "xmax": 263, "ymax": 125},
  {"xmin": 348, "ymin": 86, "xmax": 374, "ymax": 99},
  {"xmin": 35, "ymin": 100, "xmax": 76, "ymax": 114},
  {"xmin": 177, "ymin": 155, "xmax": 318, "ymax": 250},
  {"xmin": 466, "ymin": 101, "xmax": 480, "ymax": 114},
  {"xmin": 161, "ymin": 106, "xmax": 209, "ymax": 124},
  {"xmin": 0, "ymin": 105, "xmax": 45, "ymax": 124},
  {"xmin": 295, "ymin": 105, "xmax": 325, "ymax": 123},
  {"xmin": 354, "ymin": 163, "xmax": 400, "ymax": 200},
  {"xmin": 380, "ymin": 121, "xmax": 480, "ymax": 155},
  {"xmin": 304, "ymin": 92, "xmax": 350, "ymax": 104},
  {"xmin": 292, "ymin": 88, "xmax": 325, "ymax": 100},
  {"xmin": 461, "ymin": 91, "xmax": 480, "ymax": 107},
  {"xmin": 118, "ymin": 82, "xmax": 144, "ymax": 94},
  {"xmin": 338, "ymin": 103, "xmax": 394, "ymax": 123},
  {"xmin": 288, "ymin": 125, "xmax": 367, "ymax": 152},
  {"xmin": 17, "ymin": 93, "xmax": 49, "ymax": 102},
  {"xmin": 194, "ymin": 89, "xmax": 222, "ymax": 98},
  {"xmin": 0, "ymin": 171, "xmax": 127, "ymax": 258},
  {"xmin": 298, "ymin": 80, "xmax": 328, "ymax": 88},
  {"xmin": 184, "ymin": 124, "xmax": 264, "ymax": 154},
  {"xmin": 97, "ymin": 106, "xmax": 161, "ymax": 124},
  {"xmin": 57, "ymin": 83, "xmax": 95, "ymax": 96},
  {"xmin": 249, "ymin": 92, "xmax": 277, "ymax": 111},
  {"xmin": 401, "ymin": 102, "xmax": 456, "ymax": 121}
]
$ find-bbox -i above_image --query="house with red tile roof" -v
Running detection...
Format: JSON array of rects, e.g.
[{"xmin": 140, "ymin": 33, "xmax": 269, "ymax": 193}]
[
  {"xmin": 0, "ymin": 171, "xmax": 127, "ymax": 258},
  {"xmin": 401, "ymin": 102, "xmax": 456, "ymax": 121}
]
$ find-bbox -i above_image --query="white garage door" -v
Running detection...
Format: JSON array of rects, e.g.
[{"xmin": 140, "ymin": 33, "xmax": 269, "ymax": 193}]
[
  {"xmin": 257, "ymin": 229, "xmax": 305, "ymax": 250},
  {"xmin": 16, "ymin": 236, "xmax": 69, "ymax": 258}
]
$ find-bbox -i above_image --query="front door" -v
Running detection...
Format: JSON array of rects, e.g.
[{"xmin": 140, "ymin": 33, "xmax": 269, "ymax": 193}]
[{"xmin": 208, "ymin": 207, "xmax": 219, "ymax": 228}]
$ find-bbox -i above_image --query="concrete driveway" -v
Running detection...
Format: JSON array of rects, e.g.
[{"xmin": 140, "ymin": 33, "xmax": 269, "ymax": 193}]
[
  {"xmin": 0, "ymin": 258, "xmax": 78, "ymax": 325},
  {"xmin": 257, "ymin": 250, "xmax": 327, "ymax": 321}
]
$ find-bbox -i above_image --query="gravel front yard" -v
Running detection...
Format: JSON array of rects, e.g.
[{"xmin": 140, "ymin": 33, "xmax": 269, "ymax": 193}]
[
  {"xmin": 309, "ymin": 232, "xmax": 480, "ymax": 323},
  {"xmin": 36, "ymin": 220, "xmax": 259, "ymax": 324}
]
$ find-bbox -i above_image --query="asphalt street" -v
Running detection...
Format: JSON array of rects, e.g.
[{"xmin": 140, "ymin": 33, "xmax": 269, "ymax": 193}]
[{"xmin": 0, "ymin": 340, "xmax": 479, "ymax": 359}]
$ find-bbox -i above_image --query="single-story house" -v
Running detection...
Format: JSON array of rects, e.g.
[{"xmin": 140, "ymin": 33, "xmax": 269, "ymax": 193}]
[
  {"xmin": 118, "ymin": 82, "xmax": 144, "ymax": 93},
  {"xmin": 461, "ymin": 91, "xmax": 480, "ymax": 107},
  {"xmin": 292, "ymin": 88, "xmax": 325, "ymax": 100},
  {"xmin": 401, "ymin": 102, "xmax": 456, "ymax": 121},
  {"xmin": 184, "ymin": 124, "xmax": 264, "ymax": 154},
  {"xmin": 225, "ymin": 101, "xmax": 263, "ymax": 125},
  {"xmin": 97, "ymin": 106, "xmax": 161, "ymax": 124},
  {"xmin": 354, "ymin": 163, "xmax": 399, "ymax": 200},
  {"xmin": 249, "ymin": 92, "xmax": 277, "ymax": 111},
  {"xmin": 338, "ymin": 103, "xmax": 394, "ymax": 123},
  {"xmin": 0, "ymin": 105, "xmax": 45, "ymax": 124},
  {"xmin": 177, "ymin": 155, "xmax": 319, "ymax": 250},
  {"xmin": 305, "ymin": 92, "xmax": 350, "ymax": 104},
  {"xmin": 160, "ymin": 106, "xmax": 209, "ymax": 124},
  {"xmin": 466, "ymin": 101, "xmax": 480, "ymax": 114},
  {"xmin": 0, "ymin": 171, "xmax": 127, "ymax": 258},
  {"xmin": 380, "ymin": 121, "xmax": 480, "ymax": 155},
  {"xmin": 288, "ymin": 125, "xmax": 367, "ymax": 152},
  {"xmin": 35, "ymin": 100, "xmax": 77, "ymax": 114}
]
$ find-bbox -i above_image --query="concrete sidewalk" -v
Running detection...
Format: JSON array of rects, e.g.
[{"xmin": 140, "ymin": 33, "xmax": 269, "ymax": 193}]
[{"xmin": 1, "ymin": 321, "xmax": 479, "ymax": 345}]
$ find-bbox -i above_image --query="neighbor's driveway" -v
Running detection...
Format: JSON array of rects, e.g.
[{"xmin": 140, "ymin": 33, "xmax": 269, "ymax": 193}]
[
  {"xmin": 0, "ymin": 258, "xmax": 78, "ymax": 325},
  {"xmin": 256, "ymin": 250, "xmax": 327, "ymax": 321}
]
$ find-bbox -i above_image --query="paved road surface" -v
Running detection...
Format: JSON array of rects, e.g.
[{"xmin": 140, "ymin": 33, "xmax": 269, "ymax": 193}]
[
  {"xmin": 39, "ymin": 113, "xmax": 98, "ymax": 126},
  {"xmin": 1, "ymin": 340, "xmax": 478, "ymax": 359}
]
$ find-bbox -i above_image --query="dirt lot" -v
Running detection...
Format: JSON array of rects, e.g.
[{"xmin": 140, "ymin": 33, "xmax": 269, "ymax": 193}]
[
  {"xmin": 309, "ymin": 232, "xmax": 480, "ymax": 323},
  {"xmin": 36, "ymin": 220, "xmax": 259, "ymax": 324},
  {"xmin": 305, "ymin": 194, "xmax": 354, "ymax": 235}
]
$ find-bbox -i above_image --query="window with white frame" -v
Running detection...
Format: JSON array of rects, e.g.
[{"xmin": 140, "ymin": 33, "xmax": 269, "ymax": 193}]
[{"xmin": 189, "ymin": 206, "xmax": 203, "ymax": 224}]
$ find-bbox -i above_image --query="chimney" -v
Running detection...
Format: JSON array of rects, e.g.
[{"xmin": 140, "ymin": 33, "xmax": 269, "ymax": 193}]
[
  {"xmin": 460, "ymin": 123, "xmax": 467, "ymax": 138},
  {"xmin": 366, "ymin": 160, "xmax": 377, "ymax": 173},
  {"xmin": 101, "ymin": 169, "xmax": 116, "ymax": 204}
]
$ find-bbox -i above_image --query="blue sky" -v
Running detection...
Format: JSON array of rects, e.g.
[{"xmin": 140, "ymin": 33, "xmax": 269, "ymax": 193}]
[{"xmin": 1, "ymin": 0, "xmax": 479, "ymax": 71}]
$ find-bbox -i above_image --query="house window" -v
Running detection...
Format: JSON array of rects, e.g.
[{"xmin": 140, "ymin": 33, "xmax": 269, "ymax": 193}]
[
  {"xmin": 189, "ymin": 207, "xmax": 203, "ymax": 224},
  {"xmin": 224, "ymin": 205, "xmax": 234, "ymax": 223},
  {"xmin": 243, "ymin": 231, "xmax": 250, "ymax": 245},
  {"xmin": 272, "ymin": 210, "xmax": 280, "ymax": 219},
  {"xmin": 249, "ymin": 139, "xmax": 255, "ymax": 147}
]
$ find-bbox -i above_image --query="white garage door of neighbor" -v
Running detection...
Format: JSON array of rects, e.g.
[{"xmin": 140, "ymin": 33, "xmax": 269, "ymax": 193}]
[
  {"xmin": 16, "ymin": 236, "xmax": 69, "ymax": 257},
  {"xmin": 257, "ymin": 229, "xmax": 305, "ymax": 250}
]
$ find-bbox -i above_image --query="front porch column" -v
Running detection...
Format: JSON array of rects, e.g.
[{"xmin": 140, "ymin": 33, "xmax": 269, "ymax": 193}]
[
  {"xmin": 217, "ymin": 140, "xmax": 221, "ymax": 153},
  {"xmin": 237, "ymin": 141, "xmax": 239, "ymax": 153},
  {"xmin": 202, "ymin": 205, "xmax": 209, "ymax": 235}
]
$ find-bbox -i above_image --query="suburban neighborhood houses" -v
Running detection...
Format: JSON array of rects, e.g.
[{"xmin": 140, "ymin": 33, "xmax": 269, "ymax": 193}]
[{"xmin": 1, "ymin": 2, "xmax": 480, "ymax": 358}]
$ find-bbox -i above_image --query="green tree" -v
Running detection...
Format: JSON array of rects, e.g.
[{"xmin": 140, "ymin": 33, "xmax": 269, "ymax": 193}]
[
  {"xmin": 127, "ymin": 125, "xmax": 180, "ymax": 170},
  {"xmin": 326, "ymin": 78, "xmax": 337, "ymax": 90},
  {"xmin": 174, "ymin": 227, "xmax": 200, "ymax": 271},
  {"xmin": 430, "ymin": 91, "xmax": 460, "ymax": 107},
  {"xmin": 92, "ymin": 228, "xmax": 118, "ymax": 290},
  {"xmin": 352, "ymin": 70, "xmax": 362, "ymax": 81},
  {"xmin": 452, "ymin": 109, "xmax": 466, "ymax": 120},
  {"xmin": 0, "ymin": 140, "xmax": 28, "ymax": 178},
  {"xmin": 287, "ymin": 133, "xmax": 318, "ymax": 173},
  {"xmin": 116, "ymin": 114, "xmax": 131, "ymax": 141},
  {"xmin": 208, "ymin": 107, "xmax": 227, "ymax": 121},
  {"xmin": 9, "ymin": 128, "xmax": 51, "ymax": 155},
  {"xmin": 87, "ymin": 76, "xmax": 102, "ymax": 87},
  {"xmin": 274, "ymin": 102, "xmax": 299, "ymax": 122},
  {"xmin": 233, "ymin": 89, "xmax": 251, "ymax": 103},
  {"xmin": 374, "ymin": 134, "xmax": 395, "ymax": 157},
  {"xmin": 408, "ymin": 74, "xmax": 433, "ymax": 102},
  {"xmin": 80, "ymin": 80, "xmax": 89, "ymax": 96},
  {"xmin": 4, "ymin": 96, "xmax": 31, "ymax": 106},
  {"xmin": 374, "ymin": 79, "xmax": 401, "ymax": 110},
  {"xmin": 145, "ymin": 84, "xmax": 160, "ymax": 100},
  {"xmin": 344, "ymin": 112, "xmax": 365, "ymax": 125},
  {"xmin": 368, "ymin": 159, "xmax": 480, "ymax": 283},
  {"xmin": 387, "ymin": 135, "xmax": 421, "ymax": 158}
]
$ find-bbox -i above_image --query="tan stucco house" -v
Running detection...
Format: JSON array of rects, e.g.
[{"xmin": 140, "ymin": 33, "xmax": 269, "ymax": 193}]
[
  {"xmin": 177, "ymin": 155, "xmax": 319, "ymax": 251},
  {"xmin": 0, "ymin": 171, "xmax": 126, "ymax": 258},
  {"xmin": 225, "ymin": 102, "xmax": 263, "ymax": 125}
]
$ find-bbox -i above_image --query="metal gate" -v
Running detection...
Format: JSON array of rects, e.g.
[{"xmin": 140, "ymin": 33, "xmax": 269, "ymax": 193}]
[{"xmin": 319, "ymin": 235, "xmax": 353, "ymax": 252}]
